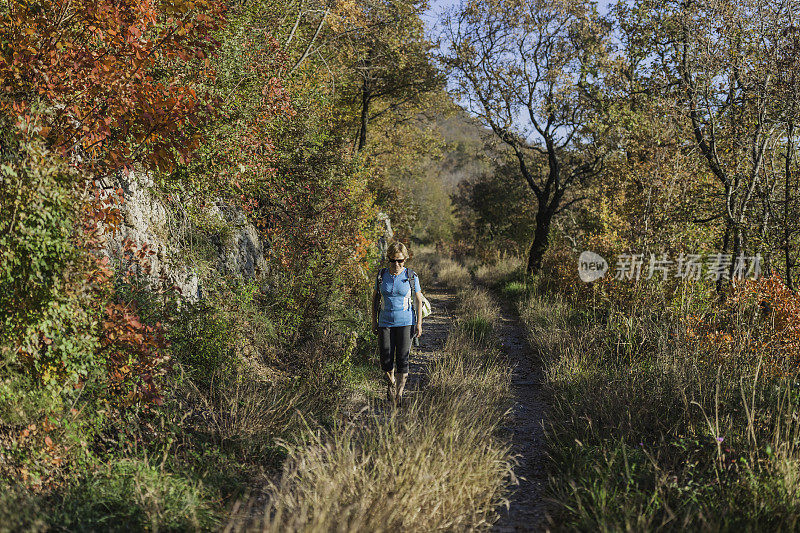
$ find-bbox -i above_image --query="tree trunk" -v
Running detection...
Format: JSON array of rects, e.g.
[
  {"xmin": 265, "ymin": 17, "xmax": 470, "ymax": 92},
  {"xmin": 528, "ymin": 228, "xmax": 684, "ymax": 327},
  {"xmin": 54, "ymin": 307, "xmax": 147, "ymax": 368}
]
[
  {"xmin": 716, "ymin": 224, "xmax": 730, "ymax": 295},
  {"xmin": 786, "ymin": 118, "xmax": 794, "ymax": 290},
  {"xmin": 732, "ymin": 225, "xmax": 743, "ymax": 272},
  {"xmin": 527, "ymin": 208, "xmax": 555, "ymax": 275},
  {"xmin": 357, "ymin": 81, "xmax": 371, "ymax": 153}
]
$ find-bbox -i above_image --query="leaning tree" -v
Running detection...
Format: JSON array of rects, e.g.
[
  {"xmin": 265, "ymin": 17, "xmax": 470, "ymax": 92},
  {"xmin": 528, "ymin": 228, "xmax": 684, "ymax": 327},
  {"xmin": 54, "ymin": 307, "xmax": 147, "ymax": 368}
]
[{"xmin": 440, "ymin": 0, "xmax": 610, "ymax": 274}]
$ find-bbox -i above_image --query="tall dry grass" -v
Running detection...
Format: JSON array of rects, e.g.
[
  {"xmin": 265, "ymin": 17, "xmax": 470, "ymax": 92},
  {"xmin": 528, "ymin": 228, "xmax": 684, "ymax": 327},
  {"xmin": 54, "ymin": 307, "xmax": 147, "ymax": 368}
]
[
  {"xmin": 225, "ymin": 260, "xmax": 515, "ymax": 532},
  {"xmin": 514, "ymin": 272, "xmax": 800, "ymax": 530},
  {"xmin": 474, "ymin": 255, "xmax": 524, "ymax": 288},
  {"xmin": 463, "ymin": 253, "xmax": 800, "ymax": 529},
  {"xmin": 407, "ymin": 245, "xmax": 438, "ymax": 286},
  {"xmin": 248, "ymin": 386, "xmax": 512, "ymax": 532},
  {"xmin": 435, "ymin": 257, "xmax": 472, "ymax": 289}
]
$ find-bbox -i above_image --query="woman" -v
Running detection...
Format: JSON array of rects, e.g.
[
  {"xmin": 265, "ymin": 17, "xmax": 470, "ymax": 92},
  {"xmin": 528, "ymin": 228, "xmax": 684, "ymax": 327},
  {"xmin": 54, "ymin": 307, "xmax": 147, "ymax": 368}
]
[{"xmin": 372, "ymin": 241, "xmax": 424, "ymax": 407}]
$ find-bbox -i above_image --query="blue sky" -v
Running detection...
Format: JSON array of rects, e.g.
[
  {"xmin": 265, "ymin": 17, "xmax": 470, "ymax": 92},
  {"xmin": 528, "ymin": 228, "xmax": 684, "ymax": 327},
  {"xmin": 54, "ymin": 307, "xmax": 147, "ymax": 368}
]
[{"xmin": 423, "ymin": 0, "xmax": 617, "ymax": 35}]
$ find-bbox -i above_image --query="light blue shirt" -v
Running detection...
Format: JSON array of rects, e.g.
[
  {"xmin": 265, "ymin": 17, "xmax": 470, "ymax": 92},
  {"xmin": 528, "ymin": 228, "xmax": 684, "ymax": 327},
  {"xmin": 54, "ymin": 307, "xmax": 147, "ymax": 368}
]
[{"xmin": 375, "ymin": 267, "xmax": 421, "ymax": 327}]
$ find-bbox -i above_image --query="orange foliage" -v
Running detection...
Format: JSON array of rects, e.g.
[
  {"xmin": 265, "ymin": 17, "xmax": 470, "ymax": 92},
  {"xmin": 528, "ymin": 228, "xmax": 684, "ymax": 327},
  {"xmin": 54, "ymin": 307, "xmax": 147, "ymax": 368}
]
[
  {"xmin": 13, "ymin": 417, "xmax": 69, "ymax": 491},
  {"xmin": 684, "ymin": 274, "xmax": 800, "ymax": 375},
  {"xmin": 101, "ymin": 301, "xmax": 168, "ymax": 406},
  {"xmin": 0, "ymin": 0, "xmax": 225, "ymax": 174}
]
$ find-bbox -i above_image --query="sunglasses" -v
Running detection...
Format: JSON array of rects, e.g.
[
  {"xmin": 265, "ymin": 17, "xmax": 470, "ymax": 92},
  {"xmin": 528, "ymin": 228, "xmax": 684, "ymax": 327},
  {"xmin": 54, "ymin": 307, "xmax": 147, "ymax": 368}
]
[{"xmin": 388, "ymin": 258, "xmax": 406, "ymax": 264}]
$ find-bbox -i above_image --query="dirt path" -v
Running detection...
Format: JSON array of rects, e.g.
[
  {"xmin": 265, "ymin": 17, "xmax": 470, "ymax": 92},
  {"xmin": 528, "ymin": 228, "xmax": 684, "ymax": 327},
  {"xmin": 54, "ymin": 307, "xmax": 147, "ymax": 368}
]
[
  {"xmin": 492, "ymin": 297, "xmax": 551, "ymax": 532},
  {"xmin": 413, "ymin": 282, "xmax": 552, "ymax": 530},
  {"xmin": 403, "ymin": 284, "xmax": 457, "ymax": 397}
]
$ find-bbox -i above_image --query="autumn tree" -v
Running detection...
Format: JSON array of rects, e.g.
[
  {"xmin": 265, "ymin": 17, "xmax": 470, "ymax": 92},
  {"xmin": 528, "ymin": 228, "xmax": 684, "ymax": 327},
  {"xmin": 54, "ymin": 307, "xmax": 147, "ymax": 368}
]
[
  {"xmin": 0, "ymin": 0, "xmax": 227, "ymax": 407},
  {"xmin": 309, "ymin": 0, "xmax": 448, "ymax": 239},
  {"xmin": 440, "ymin": 0, "xmax": 611, "ymax": 274},
  {"xmin": 452, "ymin": 156, "xmax": 539, "ymax": 255},
  {"xmin": 562, "ymin": 0, "xmax": 722, "ymax": 259},
  {"xmin": 342, "ymin": 0, "xmax": 443, "ymax": 152},
  {"xmin": 619, "ymin": 0, "xmax": 797, "ymax": 284},
  {"xmin": 0, "ymin": 0, "xmax": 224, "ymax": 176}
]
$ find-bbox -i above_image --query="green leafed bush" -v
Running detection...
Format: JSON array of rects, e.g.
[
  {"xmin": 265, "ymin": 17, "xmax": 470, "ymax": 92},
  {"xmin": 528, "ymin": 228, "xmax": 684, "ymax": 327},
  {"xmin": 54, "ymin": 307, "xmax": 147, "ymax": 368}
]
[
  {"xmin": 168, "ymin": 303, "xmax": 238, "ymax": 389},
  {"xmin": 0, "ymin": 134, "xmax": 103, "ymax": 416}
]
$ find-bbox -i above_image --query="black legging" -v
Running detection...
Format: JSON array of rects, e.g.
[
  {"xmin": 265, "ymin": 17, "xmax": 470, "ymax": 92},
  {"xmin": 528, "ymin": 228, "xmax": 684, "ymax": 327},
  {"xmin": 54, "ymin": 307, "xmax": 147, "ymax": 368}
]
[{"xmin": 378, "ymin": 326, "xmax": 412, "ymax": 375}]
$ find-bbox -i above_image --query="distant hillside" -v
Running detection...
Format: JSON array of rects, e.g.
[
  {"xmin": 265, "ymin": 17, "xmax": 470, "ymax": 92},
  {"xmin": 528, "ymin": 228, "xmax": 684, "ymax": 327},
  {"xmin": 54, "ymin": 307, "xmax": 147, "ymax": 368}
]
[
  {"xmin": 426, "ymin": 103, "xmax": 503, "ymax": 190},
  {"xmin": 401, "ymin": 102, "xmax": 510, "ymax": 243}
]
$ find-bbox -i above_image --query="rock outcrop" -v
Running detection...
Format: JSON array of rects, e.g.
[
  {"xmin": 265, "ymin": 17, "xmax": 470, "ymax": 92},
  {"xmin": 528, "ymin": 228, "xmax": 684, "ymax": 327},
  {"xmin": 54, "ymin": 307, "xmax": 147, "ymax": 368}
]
[{"xmin": 106, "ymin": 174, "xmax": 266, "ymax": 300}]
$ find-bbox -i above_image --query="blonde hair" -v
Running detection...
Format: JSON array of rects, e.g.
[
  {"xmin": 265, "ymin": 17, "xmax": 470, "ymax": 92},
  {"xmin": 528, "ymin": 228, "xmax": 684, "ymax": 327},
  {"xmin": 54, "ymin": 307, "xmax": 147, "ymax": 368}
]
[{"xmin": 386, "ymin": 241, "xmax": 409, "ymax": 260}]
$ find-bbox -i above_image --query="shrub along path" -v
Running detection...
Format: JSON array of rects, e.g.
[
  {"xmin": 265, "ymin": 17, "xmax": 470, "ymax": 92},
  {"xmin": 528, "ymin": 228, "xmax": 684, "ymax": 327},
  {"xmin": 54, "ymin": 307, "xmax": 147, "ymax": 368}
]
[{"xmin": 492, "ymin": 296, "xmax": 551, "ymax": 532}]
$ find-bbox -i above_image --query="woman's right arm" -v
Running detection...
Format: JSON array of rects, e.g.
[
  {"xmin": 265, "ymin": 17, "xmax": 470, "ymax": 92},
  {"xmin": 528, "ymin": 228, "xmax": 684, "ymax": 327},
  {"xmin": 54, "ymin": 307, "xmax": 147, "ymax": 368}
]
[{"xmin": 371, "ymin": 288, "xmax": 380, "ymax": 333}]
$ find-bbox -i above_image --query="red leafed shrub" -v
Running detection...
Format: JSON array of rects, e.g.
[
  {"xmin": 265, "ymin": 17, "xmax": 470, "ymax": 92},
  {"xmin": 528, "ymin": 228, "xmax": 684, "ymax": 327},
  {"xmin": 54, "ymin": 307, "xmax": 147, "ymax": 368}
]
[
  {"xmin": 101, "ymin": 302, "xmax": 169, "ymax": 406},
  {"xmin": 90, "ymin": 194, "xmax": 170, "ymax": 407},
  {"xmin": 0, "ymin": 134, "xmax": 173, "ymax": 490},
  {"xmin": 99, "ymin": 237, "xmax": 171, "ymax": 406},
  {"xmin": 683, "ymin": 274, "xmax": 800, "ymax": 375},
  {"xmin": 0, "ymin": 0, "xmax": 225, "ymax": 174}
]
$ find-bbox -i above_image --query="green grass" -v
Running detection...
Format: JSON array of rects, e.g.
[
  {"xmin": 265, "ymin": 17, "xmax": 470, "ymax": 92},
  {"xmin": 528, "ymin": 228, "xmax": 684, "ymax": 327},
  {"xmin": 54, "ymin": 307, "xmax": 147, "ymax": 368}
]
[
  {"xmin": 499, "ymin": 270, "xmax": 800, "ymax": 530},
  {"xmin": 458, "ymin": 316, "xmax": 494, "ymax": 346},
  {"xmin": 53, "ymin": 458, "xmax": 219, "ymax": 532},
  {"xmin": 500, "ymin": 280, "xmax": 528, "ymax": 299},
  {"xmin": 474, "ymin": 256, "xmax": 525, "ymax": 289}
]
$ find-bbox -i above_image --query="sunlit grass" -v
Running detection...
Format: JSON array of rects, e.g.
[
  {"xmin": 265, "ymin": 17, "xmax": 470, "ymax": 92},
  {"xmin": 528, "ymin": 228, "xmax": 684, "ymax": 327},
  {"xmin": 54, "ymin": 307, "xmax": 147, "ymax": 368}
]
[
  {"xmin": 483, "ymin": 259, "xmax": 800, "ymax": 530},
  {"xmin": 229, "ymin": 259, "xmax": 515, "ymax": 532},
  {"xmin": 436, "ymin": 258, "xmax": 471, "ymax": 289},
  {"xmin": 474, "ymin": 255, "xmax": 524, "ymax": 288}
]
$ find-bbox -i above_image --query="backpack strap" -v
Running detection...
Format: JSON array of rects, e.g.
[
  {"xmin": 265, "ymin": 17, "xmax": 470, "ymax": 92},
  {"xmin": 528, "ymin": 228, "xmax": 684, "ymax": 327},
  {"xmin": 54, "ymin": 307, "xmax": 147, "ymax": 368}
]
[
  {"xmin": 406, "ymin": 267, "xmax": 420, "ymax": 346},
  {"xmin": 406, "ymin": 268, "xmax": 417, "ymax": 320}
]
